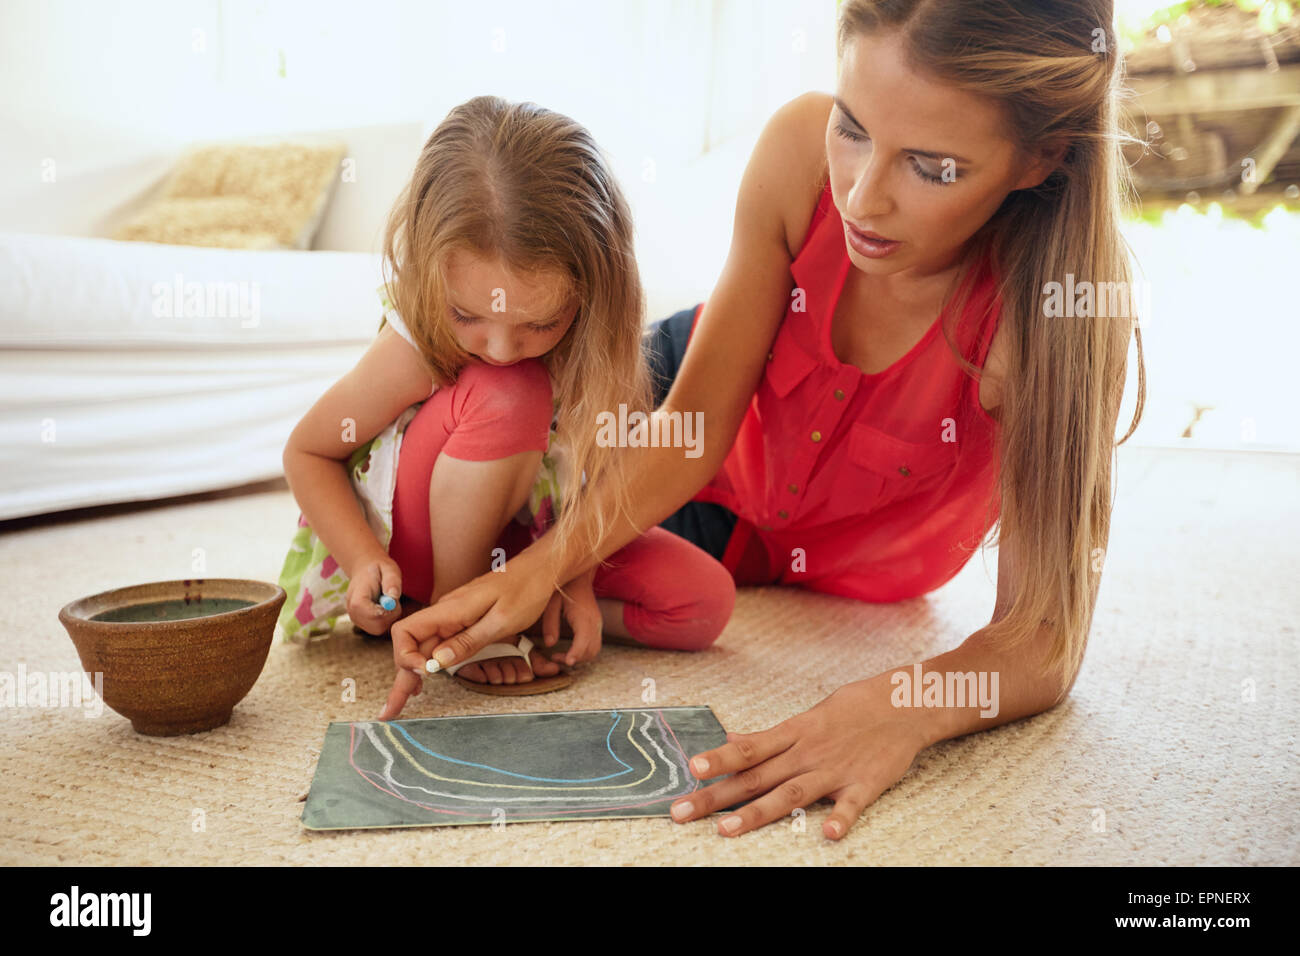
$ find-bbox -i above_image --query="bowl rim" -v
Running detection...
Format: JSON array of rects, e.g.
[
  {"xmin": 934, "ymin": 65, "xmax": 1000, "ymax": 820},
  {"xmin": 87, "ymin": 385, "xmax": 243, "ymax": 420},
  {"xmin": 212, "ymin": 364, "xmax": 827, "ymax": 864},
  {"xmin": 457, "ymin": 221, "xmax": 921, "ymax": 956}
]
[{"xmin": 58, "ymin": 577, "xmax": 286, "ymax": 630}]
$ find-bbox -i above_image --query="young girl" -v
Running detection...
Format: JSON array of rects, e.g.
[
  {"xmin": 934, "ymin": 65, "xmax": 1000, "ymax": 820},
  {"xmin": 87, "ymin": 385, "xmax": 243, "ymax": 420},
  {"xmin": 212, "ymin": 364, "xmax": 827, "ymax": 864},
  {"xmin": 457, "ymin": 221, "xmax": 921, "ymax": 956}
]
[
  {"xmin": 277, "ymin": 96, "xmax": 735, "ymax": 702},
  {"xmin": 383, "ymin": 0, "xmax": 1148, "ymax": 840}
]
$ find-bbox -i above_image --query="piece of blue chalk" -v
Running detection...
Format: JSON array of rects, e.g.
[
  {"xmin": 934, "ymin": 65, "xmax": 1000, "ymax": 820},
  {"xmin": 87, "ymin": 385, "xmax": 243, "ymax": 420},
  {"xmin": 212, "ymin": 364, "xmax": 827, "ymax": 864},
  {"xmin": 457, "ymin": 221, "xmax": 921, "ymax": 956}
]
[{"xmin": 378, "ymin": 594, "xmax": 397, "ymax": 611}]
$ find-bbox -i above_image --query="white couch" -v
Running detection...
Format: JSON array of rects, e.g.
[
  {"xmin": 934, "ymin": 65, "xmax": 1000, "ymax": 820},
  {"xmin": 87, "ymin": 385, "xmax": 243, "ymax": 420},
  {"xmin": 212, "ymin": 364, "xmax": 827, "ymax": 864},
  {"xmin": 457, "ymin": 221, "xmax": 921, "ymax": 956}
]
[
  {"xmin": 0, "ymin": 232, "xmax": 390, "ymax": 520},
  {"xmin": 0, "ymin": 121, "xmax": 753, "ymax": 520}
]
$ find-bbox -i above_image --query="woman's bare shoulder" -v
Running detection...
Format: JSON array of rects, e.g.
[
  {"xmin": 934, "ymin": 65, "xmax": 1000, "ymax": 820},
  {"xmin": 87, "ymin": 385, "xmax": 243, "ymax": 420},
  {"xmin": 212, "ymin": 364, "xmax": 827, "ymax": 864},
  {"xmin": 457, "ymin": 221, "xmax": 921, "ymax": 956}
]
[{"xmin": 748, "ymin": 91, "xmax": 834, "ymax": 261}]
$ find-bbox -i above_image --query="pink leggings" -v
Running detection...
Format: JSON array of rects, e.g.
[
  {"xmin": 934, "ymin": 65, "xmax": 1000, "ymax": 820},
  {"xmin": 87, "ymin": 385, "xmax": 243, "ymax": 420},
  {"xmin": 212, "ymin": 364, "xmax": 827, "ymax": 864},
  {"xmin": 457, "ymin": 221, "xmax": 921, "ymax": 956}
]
[{"xmin": 387, "ymin": 359, "xmax": 734, "ymax": 651}]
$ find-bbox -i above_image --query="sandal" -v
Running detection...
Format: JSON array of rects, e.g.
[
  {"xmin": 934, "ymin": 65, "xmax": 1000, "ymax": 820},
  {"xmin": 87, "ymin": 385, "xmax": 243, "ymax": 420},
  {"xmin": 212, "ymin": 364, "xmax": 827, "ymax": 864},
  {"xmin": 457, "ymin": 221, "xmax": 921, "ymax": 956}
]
[{"xmin": 438, "ymin": 635, "xmax": 573, "ymax": 697}]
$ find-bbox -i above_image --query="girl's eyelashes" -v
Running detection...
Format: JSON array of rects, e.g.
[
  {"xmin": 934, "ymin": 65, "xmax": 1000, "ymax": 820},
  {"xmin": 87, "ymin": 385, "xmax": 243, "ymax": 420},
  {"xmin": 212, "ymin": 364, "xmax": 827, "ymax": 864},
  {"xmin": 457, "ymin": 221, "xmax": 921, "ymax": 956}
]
[
  {"xmin": 449, "ymin": 308, "xmax": 561, "ymax": 333},
  {"xmin": 833, "ymin": 121, "xmax": 952, "ymax": 185}
]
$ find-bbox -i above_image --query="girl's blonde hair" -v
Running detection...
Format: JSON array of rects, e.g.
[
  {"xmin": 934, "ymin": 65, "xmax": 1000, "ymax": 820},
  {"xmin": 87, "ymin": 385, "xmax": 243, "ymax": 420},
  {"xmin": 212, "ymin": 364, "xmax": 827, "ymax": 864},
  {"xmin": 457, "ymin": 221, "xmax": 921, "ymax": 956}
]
[
  {"xmin": 836, "ymin": 0, "xmax": 1147, "ymax": 688},
  {"xmin": 380, "ymin": 96, "xmax": 653, "ymax": 586}
]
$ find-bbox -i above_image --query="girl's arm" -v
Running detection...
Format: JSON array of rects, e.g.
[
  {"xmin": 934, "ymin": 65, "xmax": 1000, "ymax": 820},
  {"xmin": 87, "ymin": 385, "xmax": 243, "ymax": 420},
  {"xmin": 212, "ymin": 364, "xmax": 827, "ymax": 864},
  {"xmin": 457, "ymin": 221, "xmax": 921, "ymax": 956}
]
[
  {"xmin": 391, "ymin": 93, "xmax": 831, "ymax": 673},
  {"xmin": 282, "ymin": 326, "xmax": 434, "ymax": 580}
]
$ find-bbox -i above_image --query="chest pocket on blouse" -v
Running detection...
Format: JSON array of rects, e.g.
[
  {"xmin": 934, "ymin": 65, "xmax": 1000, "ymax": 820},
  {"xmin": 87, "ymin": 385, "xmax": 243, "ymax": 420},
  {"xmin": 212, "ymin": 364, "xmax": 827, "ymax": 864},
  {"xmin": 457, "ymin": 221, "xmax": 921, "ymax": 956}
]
[
  {"xmin": 763, "ymin": 329, "xmax": 819, "ymax": 398},
  {"xmin": 835, "ymin": 422, "xmax": 960, "ymax": 512}
]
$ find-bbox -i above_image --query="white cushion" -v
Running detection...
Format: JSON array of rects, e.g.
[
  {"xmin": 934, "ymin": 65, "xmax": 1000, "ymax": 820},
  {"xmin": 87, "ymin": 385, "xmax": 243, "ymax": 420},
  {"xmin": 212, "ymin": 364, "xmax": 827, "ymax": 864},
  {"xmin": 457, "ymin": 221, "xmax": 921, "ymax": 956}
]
[{"xmin": 0, "ymin": 231, "xmax": 386, "ymax": 347}]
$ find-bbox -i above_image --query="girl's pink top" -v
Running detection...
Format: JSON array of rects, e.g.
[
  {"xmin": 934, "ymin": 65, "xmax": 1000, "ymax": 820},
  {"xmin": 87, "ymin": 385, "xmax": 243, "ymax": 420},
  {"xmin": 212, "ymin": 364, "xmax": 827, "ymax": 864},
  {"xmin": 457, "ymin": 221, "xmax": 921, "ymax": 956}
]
[{"xmin": 688, "ymin": 179, "xmax": 1004, "ymax": 601}]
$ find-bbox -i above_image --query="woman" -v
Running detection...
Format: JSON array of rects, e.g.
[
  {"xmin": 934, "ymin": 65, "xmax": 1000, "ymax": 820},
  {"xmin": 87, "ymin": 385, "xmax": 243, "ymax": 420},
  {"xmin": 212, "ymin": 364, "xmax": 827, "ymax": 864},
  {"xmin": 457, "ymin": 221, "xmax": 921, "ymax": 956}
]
[{"xmin": 383, "ymin": 0, "xmax": 1146, "ymax": 840}]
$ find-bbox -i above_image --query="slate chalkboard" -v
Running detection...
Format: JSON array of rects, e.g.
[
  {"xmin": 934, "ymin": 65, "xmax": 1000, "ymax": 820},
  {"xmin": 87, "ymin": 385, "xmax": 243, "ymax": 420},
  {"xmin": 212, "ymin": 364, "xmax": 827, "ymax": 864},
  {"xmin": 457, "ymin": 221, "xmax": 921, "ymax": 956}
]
[{"xmin": 301, "ymin": 705, "xmax": 730, "ymax": 830}]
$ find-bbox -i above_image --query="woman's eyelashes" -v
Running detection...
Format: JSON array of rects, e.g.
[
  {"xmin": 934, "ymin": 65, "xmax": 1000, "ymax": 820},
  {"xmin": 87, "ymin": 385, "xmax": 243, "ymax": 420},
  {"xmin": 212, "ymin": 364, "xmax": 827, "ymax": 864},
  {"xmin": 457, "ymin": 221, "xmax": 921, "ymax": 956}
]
[
  {"xmin": 449, "ymin": 309, "xmax": 561, "ymax": 333},
  {"xmin": 834, "ymin": 122, "xmax": 950, "ymax": 185}
]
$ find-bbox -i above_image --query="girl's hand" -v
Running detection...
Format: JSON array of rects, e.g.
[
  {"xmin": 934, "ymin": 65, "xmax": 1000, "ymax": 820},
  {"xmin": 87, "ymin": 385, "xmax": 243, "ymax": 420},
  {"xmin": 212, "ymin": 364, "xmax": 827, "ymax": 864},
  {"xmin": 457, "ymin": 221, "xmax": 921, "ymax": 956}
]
[
  {"xmin": 346, "ymin": 554, "xmax": 404, "ymax": 636},
  {"xmin": 539, "ymin": 567, "xmax": 602, "ymax": 667},
  {"xmin": 669, "ymin": 675, "xmax": 929, "ymax": 839}
]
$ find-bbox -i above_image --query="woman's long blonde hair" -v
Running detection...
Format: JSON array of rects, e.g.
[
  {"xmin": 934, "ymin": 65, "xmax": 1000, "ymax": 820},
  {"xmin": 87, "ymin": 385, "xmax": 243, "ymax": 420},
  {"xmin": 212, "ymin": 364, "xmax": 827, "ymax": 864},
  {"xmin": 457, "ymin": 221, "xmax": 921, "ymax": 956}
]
[
  {"xmin": 836, "ymin": 0, "xmax": 1147, "ymax": 688},
  {"xmin": 379, "ymin": 96, "xmax": 653, "ymax": 585}
]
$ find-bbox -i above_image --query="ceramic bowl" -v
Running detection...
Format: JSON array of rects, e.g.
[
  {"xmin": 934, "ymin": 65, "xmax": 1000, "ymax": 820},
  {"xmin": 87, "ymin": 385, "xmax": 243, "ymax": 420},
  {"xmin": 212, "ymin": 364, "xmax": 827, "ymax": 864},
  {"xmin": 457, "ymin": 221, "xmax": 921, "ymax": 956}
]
[{"xmin": 58, "ymin": 578, "xmax": 284, "ymax": 736}]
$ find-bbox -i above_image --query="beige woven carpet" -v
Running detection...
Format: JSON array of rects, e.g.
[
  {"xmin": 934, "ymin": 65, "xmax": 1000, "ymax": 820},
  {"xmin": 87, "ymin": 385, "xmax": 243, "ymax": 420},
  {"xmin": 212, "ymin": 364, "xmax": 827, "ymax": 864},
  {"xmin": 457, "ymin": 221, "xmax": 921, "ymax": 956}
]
[{"xmin": 1, "ymin": 445, "xmax": 1296, "ymax": 865}]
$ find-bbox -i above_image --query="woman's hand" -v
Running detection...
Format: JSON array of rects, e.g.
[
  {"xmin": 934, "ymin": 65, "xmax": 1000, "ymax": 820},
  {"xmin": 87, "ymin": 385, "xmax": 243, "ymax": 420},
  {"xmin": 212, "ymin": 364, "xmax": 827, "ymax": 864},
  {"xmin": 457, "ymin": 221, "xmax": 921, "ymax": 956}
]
[
  {"xmin": 539, "ymin": 567, "xmax": 602, "ymax": 667},
  {"xmin": 668, "ymin": 674, "xmax": 930, "ymax": 839},
  {"xmin": 346, "ymin": 554, "xmax": 404, "ymax": 636},
  {"xmin": 377, "ymin": 544, "xmax": 561, "ymax": 720}
]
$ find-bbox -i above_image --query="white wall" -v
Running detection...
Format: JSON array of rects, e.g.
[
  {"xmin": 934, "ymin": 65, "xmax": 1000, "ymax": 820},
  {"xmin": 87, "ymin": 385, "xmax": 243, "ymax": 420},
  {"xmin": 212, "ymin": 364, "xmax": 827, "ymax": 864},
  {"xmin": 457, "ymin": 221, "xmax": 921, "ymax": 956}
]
[
  {"xmin": 0, "ymin": 0, "xmax": 838, "ymax": 311},
  {"xmin": 0, "ymin": 0, "xmax": 832, "ymax": 154}
]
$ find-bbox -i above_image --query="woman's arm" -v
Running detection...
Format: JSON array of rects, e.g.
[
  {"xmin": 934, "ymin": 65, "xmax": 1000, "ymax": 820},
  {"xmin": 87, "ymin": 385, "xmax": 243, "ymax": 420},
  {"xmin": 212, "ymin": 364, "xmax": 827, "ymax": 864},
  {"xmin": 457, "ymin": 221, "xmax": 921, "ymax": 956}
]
[
  {"xmin": 388, "ymin": 94, "xmax": 832, "ymax": 676},
  {"xmin": 918, "ymin": 526, "xmax": 1080, "ymax": 745},
  {"xmin": 282, "ymin": 326, "xmax": 433, "ymax": 579},
  {"xmin": 540, "ymin": 97, "xmax": 829, "ymax": 578},
  {"xmin": 669, "ymin": 526, "xmax": 1084, "ymax": 840}
]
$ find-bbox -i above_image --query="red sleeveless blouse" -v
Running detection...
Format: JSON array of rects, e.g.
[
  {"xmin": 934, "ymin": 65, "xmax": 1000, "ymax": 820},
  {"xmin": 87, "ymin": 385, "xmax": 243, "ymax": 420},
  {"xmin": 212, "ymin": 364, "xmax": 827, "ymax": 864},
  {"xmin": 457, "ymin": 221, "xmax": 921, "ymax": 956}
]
[{"xmin": 687, "ymin": 179, "xmax": 1004, "ymax": 601}]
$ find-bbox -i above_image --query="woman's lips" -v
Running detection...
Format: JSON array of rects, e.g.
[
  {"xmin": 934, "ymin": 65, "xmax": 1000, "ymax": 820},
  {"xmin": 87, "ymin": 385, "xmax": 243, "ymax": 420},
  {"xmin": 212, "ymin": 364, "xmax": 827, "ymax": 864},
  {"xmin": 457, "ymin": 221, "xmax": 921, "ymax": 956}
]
[
  {"xmin": 849, "ymin": 222, "xmax": 897, "ymax": 242},
  {"xmin": 845, "ymin": 222, "xmax": 901, "ymax": 259}
]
